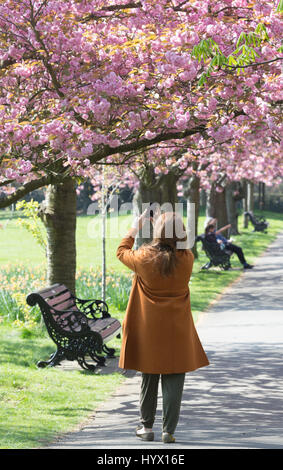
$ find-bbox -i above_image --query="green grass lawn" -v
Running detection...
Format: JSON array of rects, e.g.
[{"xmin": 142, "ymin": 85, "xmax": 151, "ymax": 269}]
[
  {"xmin": 0, "ymin": 325, "xmax": 124, "ymax": 449},
  {"xmin": 0, "ymin": 208, "xmax": 282, "ymax": 449},
  {"xmin": 0, "ymin": 211, "xmax": 133, "ymax": 272}
]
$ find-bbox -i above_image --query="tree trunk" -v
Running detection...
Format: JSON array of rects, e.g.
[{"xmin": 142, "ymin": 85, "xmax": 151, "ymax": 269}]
[
  {"xmin": 200, "ymin": 188, "xmax": 206, "ymax": 209},
  {"xmin": 40, "ymin": 178, "xmax": 77, "ymax": 294},
  {"xmin": 247, "ymin": 181, "xmax": 254, "ymax": 212},
  {"xmin": 225, "ymin": 181, "xmax": 239, "ymax": 235},
  {"xmin": 206, "ymin": 183, "xmax": 228, "ymax": 235},
  {"xmin": 258, "ymin": 182, "xmax": 265, "ymax": 210},
  {"xmin": 183, "ymin": 175, "xmax": 200, "ymax": 257},
  {"xmin": 243, "ymin": 179, "xmax": 249, "ymax": 228},
  {"xmin": 132, "ymin": 168, "xmax": 178, "ymax": 247},
  {"xmin": 243, "ymin": 181, "xmax": 254, "ymax": 229}
]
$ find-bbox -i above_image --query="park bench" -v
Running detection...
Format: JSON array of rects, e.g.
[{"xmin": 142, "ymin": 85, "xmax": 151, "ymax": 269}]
[
  {"xmin": 244, "ymin": 211, "xmax": 269, "ymax": 232},
  {"xmin": 26, "ymin": 283, "xmax": 121, "ymax": 372},
  {"xmin": 195, "ymin": 234, "xmax": 232, "ymax": 271}
]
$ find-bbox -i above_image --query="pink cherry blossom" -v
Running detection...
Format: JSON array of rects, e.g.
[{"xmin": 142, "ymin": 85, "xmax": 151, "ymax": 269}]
[{"xmin": 0, "ymin": 0, "xmax": 281, "ymax": 197}]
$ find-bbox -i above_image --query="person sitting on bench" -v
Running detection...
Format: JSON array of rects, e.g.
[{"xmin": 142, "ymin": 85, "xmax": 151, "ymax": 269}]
[{"xmin": 205, "ymin": 222, "xmax": 253, "ymax": 270}]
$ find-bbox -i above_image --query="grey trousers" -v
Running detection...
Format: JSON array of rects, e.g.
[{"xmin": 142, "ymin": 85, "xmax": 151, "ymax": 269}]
[{"xmin": 139, "ymin": 373, "xmax": 185, "ymax": 434}]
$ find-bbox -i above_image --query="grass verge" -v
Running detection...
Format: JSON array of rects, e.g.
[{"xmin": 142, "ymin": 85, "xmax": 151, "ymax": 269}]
[{"xmin": 0, "ymin": 325, "xmax": 124, "ymax": 449}]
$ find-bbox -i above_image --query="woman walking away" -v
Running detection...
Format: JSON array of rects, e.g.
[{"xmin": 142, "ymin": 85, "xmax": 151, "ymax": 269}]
[{"xmin": 116, "ymin": 210, "xmax": 209, "ymax": 443}]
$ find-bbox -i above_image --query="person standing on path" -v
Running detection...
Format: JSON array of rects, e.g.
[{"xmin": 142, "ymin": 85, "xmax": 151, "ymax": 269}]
[{"xmin": 116, "ymin": 210, "xmax": 209, "ymax": 444}]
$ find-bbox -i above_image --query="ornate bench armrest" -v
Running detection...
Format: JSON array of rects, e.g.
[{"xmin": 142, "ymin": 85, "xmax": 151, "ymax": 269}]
[
  {"xmin": 48, "ymin": 307, "xmax": 91, "ymax": 335},
  {"xmin": 75, "ymin": 297, "xmax": 110, "ymax": 320}
]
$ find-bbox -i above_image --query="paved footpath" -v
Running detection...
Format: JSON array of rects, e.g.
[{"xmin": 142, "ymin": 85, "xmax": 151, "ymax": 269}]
[{"xmin": 46, "ymin": 232, "xmax": 283, "ymax": 450}]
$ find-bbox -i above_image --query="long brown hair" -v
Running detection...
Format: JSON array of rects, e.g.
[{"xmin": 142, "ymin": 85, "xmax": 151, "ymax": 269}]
[{"xmin": 140, "ymin": 212, "xmax": 187, "ymax": 277}]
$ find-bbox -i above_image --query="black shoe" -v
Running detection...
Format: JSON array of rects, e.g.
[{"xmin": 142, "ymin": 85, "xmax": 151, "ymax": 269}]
[{"xmin": 243, "ymin": 263, "xmax": 254, "ymax": 269}]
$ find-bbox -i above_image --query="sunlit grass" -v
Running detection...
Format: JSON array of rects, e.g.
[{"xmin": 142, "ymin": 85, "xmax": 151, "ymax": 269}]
[{"xmin": 0, "ymin": 325, "xmax": 123, "ymax": 449}]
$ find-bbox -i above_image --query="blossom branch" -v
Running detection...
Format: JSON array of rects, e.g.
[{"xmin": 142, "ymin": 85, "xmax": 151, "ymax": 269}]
[
  {"xmin": 0, "ymin": 175, "xmax": 61, "ymax": 209},
  {"xmin": 224, "ymin": 57, "xmax": 283, "ymax": 69},
  {"xmin": 81, "ymin": 2, "xmax": 142, "ymax": 22},
  {"xmin": 88, "ymin": 125, "xmax": 207, "ymax": 164}
]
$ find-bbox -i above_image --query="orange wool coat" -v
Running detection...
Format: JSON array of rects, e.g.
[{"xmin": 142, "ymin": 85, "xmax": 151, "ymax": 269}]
[{"xmin": 116, "ymin": 236, "xmax": 209, "ymax": 374}]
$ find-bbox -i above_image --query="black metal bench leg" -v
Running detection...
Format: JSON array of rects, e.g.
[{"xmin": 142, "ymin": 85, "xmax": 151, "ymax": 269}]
[
  {"xmin": 103, "ymin": 344, "xmax": 116, "ymax": 358},
  {"xmin": 37, "ymin": 348, "xmax": 65, "ymax": 368},
  {"xmin": 77, "ymin": 356, "xmax": 97, "ymax": 372},
  {"xmin": 89, "ymin": 351, "xmax": 107, "ymax": 367}
]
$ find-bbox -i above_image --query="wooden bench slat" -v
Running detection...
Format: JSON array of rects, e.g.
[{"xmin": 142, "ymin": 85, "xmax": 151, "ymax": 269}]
[
  {"xmin": 88, "ymin": 317, "xmax": 118, "ymax": 330},
  {"xmin": 38, "ymin": 284, "xmax": 68, "ymax": 299},
  {"xmin": 47, "ymin": 291, "xmax": 73, "ymax": 306},
  {"xmin": 88, "ymin": 318, "xmax": 121, "ymax": 341},
  {"xmin": 100, "ymin": 322, "xmax": 121, "ymax": 340},
  {"xmin": 50, "ymin": 299, "xmax": 78, "ymax": 312}
]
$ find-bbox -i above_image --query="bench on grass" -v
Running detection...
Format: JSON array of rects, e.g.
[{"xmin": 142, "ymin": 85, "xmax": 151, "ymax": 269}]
[
  {"xmin": 195, "ymin": 234, "xmax": 232, "ymax": 271},
  {"xmin": 244, "ymin": 211, "xmax": 269, "ymax": 232},
  {"xmin": 26, "ymin": 283, "xmax": 121, "ymax": 372}
]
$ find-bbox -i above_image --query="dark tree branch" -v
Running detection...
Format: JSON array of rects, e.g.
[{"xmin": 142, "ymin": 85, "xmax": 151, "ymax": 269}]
[
  {"xmin": 0, "ymin": 175, "xmax": 62, "ymax": 209},
  {"xmin": 225, "ymin": 57, "xmax": 283, "ymax": 70},
  {"xmin": 0, "ymin": 178, "xmax": 15, "ymax": 187},
  {"xmin": 88, "ymin": 125, "xmax": 207, "ymax": 164},
  {"xmin": 81, "ymin": 2, "xmax": 142, "ymax": 22}
]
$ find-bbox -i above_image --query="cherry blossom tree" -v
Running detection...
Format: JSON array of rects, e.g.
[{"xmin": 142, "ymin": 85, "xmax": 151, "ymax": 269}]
[{"xmin": 0, "ymin": 0, "xmax": 282, "ymax": 291}]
